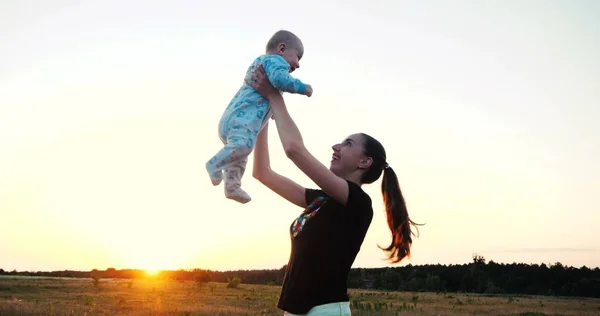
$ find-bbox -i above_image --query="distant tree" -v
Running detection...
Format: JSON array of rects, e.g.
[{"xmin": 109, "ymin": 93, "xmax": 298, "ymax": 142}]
[
  {"xmin": 424, "ymin": 274, "xmax": 444, "ymax": 292},
  {"xmin": 105, "ymin": 268, "xmax": 117, "ymax": 278},
  {"xmin": 6, "ymin": 256, "xmax": 599, "ymax": 298},
  {"xmin": 227, "ymin": 276, "xmax": 242, "ymax": 289},
  {"xmin": 472, "ymin": 254, "xmax": 486, "ymax": 264},
  {"xmin": 194, "ymin": 270, "xmax": 212, "ymax": 284},
  {"xmin": 90, "ymin": 269, "xmax": 102, "ymax": 287}
]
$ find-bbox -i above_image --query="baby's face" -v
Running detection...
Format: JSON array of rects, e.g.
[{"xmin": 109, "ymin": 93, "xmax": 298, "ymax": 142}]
[{"xmin": 281, "ymin": 47, "xmax": 303, "ymax": 73}]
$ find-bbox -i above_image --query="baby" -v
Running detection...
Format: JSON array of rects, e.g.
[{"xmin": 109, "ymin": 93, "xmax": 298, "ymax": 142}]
[{"xmin": 206, "ymin": 30, "xmax": 312, "ymax": 204}]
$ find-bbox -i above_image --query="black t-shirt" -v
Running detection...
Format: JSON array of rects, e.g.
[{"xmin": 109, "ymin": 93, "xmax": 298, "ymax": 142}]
[{"xmin": 277, "ymin": 179, "xmax": 373, "ymax": 314}]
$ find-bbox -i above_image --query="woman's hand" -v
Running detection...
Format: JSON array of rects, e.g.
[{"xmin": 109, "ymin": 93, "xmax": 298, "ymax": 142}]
[{"xmin": 245, "ymin": 64, "xmax": 280, "ymax": 100}]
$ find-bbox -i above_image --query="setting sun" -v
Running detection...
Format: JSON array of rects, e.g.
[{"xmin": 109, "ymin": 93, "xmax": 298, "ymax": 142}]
[{"xmin": 144, "ymin": 269, "xmax": 160, "ymax": 277}]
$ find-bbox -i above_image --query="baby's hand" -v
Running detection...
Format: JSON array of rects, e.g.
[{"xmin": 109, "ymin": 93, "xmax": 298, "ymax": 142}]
[{"xmin": 305, "ymin": 85, "xmax": 313, "ymax": 97}]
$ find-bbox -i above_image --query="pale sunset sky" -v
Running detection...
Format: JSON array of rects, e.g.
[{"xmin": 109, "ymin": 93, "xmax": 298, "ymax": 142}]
[{"xmin": 1, "ymin": 0, "xmax": 599, "ymax": 273}]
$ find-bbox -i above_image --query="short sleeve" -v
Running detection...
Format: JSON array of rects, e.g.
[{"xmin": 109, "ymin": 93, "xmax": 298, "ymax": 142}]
[{"xmin": 305, "ymin": 188, "xmax": 324, "ymax": 206}]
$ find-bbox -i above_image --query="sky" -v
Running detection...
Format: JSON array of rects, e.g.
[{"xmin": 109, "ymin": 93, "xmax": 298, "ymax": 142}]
[{"xmin": 1, "ymin": 0, "xmax": 599, "ymax": 273}]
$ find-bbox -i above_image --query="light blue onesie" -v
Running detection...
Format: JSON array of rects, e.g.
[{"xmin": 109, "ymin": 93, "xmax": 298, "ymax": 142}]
[{"xmin": 206, "ymin": 54, "xmax": 308, "ymax": 202}]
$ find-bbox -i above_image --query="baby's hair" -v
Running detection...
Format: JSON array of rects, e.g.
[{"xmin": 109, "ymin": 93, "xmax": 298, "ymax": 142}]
[{"xmin": 265, "ymin": 30, "xmax": 302, "ymax": 52}]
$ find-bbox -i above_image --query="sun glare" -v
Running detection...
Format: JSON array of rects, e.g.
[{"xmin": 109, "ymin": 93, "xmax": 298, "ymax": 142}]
[{"xmin": 146, "ymin": 269, "xmax": 160, "ymax": 276}]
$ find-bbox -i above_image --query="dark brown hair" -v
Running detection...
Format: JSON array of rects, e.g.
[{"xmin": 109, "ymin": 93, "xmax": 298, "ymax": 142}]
[{"xmin": 360, "ymin": 133, "xmax": 422, "ymax": 263}]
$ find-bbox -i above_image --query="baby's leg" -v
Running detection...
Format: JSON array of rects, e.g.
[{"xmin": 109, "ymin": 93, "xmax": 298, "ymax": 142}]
[
  {"xmin": 206, "ymin": 134, "xmax": 253, "ymax": 185},
  {"xmin": 205, "ymin": 120, "xmax": 230, "ymax": 186},
  {"xmin": 206, "ymin": 113, "xmax": 259, "ymax": 198},
  {"xmin": 224, "ymin": 156, "xmax": 251, "ymax": 204},
  {"xmin": 207, "ymin": 166, "xmax": 224, "ymax": 187}
]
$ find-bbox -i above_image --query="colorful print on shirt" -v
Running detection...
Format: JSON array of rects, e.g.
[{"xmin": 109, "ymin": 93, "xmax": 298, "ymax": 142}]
[{"xmin": 291, "ymin": 196, "xmax": 328, "ymax": 238}]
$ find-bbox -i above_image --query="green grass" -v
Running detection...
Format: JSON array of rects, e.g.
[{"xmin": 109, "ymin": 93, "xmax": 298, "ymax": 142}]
[{"xmin": 0, "ymin": 276, "xmax": 598, "ymax": 315}]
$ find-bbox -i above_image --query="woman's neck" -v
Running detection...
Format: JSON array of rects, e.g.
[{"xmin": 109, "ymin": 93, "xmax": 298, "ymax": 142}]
[{"xmin": 343, "ymin": 173, "xmax": 363, "ymax": 186}]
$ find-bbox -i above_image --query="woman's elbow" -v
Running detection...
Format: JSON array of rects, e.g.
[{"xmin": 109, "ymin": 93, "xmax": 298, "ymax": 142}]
[
  {"xmin": 283, "ymin": 141, "xmax": 305, "ymax": 160},
  {"xmin": 252, "ymin": 167, "xmax": 268, "ymax": 181}
]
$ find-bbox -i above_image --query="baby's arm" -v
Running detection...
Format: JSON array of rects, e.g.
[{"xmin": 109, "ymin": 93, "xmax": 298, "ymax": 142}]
[{"xmin": 263, "ymin": 56, "xmax": 312, "ymax": 96}]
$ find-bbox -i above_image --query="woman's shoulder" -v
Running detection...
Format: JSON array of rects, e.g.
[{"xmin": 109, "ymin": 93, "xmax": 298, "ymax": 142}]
[
  {"xmin": 305, "ymin": 180, "xmax": 372, "ymax": 210},
  {"xmin": 346, "ymin": 179, "xmax": 371, "ymax": 198}
]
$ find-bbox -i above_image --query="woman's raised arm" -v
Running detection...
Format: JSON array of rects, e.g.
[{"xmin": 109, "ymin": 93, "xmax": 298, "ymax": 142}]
[
  {"xmin": 252, "ymin": 123, "xmax": 308, "ymax": 208},
  {"xmin": 247, "ymin": 65, "xmax": 350, "ymax": 206}
]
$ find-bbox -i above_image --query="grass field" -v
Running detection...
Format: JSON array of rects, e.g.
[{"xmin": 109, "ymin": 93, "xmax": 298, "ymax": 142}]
[{"xmin": 1, "ymin": 276, "xmax": 599, "ymax": 315}]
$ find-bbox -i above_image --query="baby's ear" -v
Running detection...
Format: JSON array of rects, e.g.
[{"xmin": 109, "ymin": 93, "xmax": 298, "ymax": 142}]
[{"xmin": 277, "ymin": 42, "xmax": 286, "ymax": 53}]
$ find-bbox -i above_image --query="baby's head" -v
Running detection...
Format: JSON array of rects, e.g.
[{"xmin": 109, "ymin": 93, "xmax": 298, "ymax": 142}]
[{"xmin": 265, "ymin": 30, "xmax": 304, "ymax": 72}]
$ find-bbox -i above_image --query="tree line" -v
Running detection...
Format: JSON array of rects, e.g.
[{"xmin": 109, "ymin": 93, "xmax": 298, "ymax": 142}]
[{"xmin": 2, "ymin": 256, "xmax": 599, "ymax": 298}]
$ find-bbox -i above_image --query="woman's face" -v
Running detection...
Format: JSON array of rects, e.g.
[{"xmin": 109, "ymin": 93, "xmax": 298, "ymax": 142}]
[{"xmin": 330, "ymin": 134, "xmax": 370, "ymax": 177}]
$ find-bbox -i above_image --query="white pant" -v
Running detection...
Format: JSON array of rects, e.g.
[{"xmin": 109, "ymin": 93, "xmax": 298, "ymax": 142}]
[{"xmin": 284, "ymin": 302, "xmax": 351, "ymax": 316}]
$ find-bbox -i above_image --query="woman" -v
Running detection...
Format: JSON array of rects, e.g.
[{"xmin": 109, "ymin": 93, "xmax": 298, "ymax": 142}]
[{"xmin": 247, "ymin": 65, "xmax": 420, "ymax": 316}]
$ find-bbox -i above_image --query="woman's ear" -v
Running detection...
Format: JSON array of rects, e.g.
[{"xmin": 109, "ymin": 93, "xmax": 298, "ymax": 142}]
[{"xmin": 358, "ymin": 157, "xmax": 373, "ymax": 169}]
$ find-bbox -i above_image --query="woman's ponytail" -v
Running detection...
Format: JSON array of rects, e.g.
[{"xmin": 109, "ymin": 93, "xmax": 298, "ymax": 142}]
[
  {"xmin": 378, "ymin": 166, "xmax": 420, "ymax": 263},
  {"xmin": 359, "ymin": 133, "xmax": 422, "ymax": 264}
]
